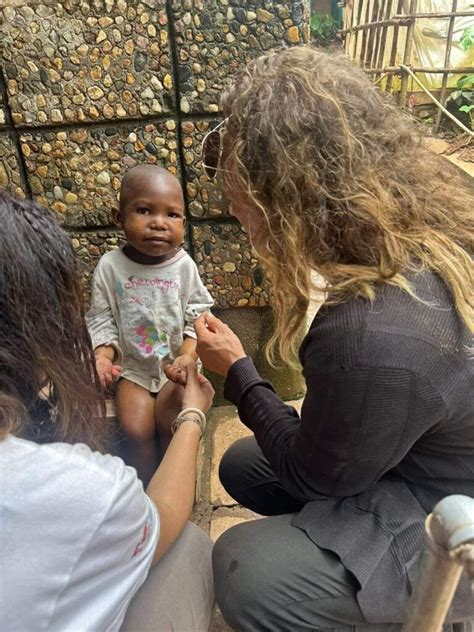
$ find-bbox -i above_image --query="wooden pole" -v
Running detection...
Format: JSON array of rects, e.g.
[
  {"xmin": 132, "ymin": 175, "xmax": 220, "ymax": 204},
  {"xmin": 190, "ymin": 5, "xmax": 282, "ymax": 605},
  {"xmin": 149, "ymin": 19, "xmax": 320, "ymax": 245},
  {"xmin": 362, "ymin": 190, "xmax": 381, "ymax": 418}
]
[
  {"xmin": 433, "ymin": 0, "xmax": 458, "ymax": 131},
  {"xmin": 360, "ymin": 0, "xmax": 374, "ymax": 66},
  {"xmin": 386, "ymin": 0, "xmax": 404, "ymax": 92},
  {"xmin": 370, "ymin": 0, "xmax": 386, "ymax": 77},
  {"xmin": 399, "ymin": 0, "xmax": 418, "ymax": 107},
  {"xmin": 375, "ymin": 0, "xmax": 394, "ymax": 81},
  {"xmin": 365, "ymin": 65, "xmax": 474, "ymax": 74},
  {"xmin": 366, "ymin": 0, "xmax": 381, "ymax": 70},
  {"xmin": 341, "ymin": 11, "xmax": 474, "ymax": 33}
]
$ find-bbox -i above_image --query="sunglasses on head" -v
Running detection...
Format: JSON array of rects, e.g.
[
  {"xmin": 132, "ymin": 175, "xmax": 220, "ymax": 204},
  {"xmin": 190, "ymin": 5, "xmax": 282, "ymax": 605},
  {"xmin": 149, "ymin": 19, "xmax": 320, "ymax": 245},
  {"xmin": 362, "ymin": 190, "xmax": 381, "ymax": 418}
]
[{"xmin": 201, "ymin": 117, "xmax": 230, "ymax": 180}]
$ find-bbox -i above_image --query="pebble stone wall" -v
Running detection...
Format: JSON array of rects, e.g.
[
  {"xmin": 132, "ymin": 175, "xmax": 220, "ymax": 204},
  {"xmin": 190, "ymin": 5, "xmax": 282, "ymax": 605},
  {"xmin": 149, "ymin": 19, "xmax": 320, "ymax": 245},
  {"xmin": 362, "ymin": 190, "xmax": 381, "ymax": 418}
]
[{"xmin": 0, "ymin": 0, "xmax": 310, "ymax": 309}]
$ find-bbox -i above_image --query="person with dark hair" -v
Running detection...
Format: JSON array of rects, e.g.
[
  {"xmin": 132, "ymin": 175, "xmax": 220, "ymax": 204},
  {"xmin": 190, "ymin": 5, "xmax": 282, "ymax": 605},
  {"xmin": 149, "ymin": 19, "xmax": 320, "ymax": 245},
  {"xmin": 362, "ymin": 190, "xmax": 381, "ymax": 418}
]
[
  {"xmin": 0, "ymin": 192, "xmax": 215, "ymax": 631},
  {"xmin": 196, "ymin": 47, "xmax": 474, "ymax": 631}
]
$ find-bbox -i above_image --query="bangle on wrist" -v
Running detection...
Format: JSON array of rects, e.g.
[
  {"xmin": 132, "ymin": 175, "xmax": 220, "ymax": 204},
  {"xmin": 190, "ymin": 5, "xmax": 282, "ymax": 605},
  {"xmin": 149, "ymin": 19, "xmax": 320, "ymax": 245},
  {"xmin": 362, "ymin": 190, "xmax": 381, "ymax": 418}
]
[{"xmin": 171, "ymin": 407, "xmax": 206, "ymax": 437}]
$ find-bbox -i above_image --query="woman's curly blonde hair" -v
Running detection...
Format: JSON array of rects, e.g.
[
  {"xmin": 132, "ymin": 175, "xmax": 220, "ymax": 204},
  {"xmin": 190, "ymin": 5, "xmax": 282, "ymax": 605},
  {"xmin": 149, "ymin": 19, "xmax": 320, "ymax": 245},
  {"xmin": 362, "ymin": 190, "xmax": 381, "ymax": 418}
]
[{"xmin": 220, "ymin": 46, "xmax": 473, "ymax": 364}]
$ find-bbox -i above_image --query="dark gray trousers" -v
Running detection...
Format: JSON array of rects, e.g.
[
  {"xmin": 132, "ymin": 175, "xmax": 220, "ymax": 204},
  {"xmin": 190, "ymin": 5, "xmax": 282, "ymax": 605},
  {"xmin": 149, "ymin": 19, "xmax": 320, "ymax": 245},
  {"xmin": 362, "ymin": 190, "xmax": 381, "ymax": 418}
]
[{"xmin": 212, "ymin": 436, "xmax": 471, "ymax": 632}]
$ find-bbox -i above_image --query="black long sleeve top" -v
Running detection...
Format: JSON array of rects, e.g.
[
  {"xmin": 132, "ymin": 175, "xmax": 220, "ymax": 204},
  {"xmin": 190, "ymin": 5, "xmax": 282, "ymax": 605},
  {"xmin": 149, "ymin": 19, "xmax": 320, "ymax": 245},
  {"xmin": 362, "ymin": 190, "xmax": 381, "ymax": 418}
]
[{"xmin": 224, "ymin": 269, "xmax": 473, "ymax": 623}]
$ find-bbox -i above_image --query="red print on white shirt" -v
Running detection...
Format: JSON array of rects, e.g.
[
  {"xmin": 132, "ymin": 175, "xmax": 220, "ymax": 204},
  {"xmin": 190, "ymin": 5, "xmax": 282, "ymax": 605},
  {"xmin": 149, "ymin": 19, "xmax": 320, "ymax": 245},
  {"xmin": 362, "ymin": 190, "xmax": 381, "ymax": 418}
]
[{"xmin": 132, "ymin": 521, "xmax": 151, "ymax": 558}]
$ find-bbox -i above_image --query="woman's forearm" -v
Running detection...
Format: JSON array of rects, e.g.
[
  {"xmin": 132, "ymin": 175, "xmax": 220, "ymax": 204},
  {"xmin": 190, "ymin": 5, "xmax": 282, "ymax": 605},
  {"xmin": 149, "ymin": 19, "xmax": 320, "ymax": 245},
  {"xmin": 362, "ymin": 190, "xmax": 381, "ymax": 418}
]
[{"xmin": 146, "ymin": 420, "xmax": 202, "ymax": 564}]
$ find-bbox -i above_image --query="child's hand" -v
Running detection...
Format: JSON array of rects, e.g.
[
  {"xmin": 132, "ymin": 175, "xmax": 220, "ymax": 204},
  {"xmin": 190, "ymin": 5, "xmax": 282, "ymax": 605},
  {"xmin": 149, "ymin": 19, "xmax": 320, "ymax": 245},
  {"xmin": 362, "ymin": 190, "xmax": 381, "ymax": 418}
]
[
  {"xmin": 96, "ymin": 356, "xmax": 122, "ymax": 389},
  {"xmin": 164, "ymin": 354, "xmax": 195, "ymax": 386}
]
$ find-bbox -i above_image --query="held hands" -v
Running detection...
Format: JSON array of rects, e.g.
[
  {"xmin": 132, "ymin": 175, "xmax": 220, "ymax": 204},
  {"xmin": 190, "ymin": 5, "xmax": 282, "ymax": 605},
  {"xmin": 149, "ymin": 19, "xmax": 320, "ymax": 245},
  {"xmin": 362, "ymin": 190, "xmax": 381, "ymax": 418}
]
[
  {"xmin": 164, "ymin": 353, "xmax": 196, "ymax": 386},
  {"xmin": 95, "ymin": 356, "xmax": 123, "ymax": 389},
  {"xmin": 182, "ymin": 362, "xmax": 215, "ymax": 414},
  {"xmin": 194, "ymin": 313, "xmax": 246, "ymax": 377}
]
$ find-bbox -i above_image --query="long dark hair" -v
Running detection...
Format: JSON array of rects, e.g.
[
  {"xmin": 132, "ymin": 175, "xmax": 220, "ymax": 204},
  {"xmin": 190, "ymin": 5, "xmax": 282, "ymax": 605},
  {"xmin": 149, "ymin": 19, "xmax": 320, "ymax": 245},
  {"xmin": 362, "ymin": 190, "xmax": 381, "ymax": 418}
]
[{"xmin": 0, "ymin": 192, "xmax": 107, "ymax": 450}]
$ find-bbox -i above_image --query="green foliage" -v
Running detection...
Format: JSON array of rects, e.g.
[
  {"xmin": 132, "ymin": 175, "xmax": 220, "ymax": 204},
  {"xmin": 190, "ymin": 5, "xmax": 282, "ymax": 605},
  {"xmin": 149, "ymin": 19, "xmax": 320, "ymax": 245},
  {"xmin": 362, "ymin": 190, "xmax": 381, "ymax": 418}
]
[
  {"xmin": 447, "ymin": 74, "xmax": 474, "ymax": 129},
  {"xmin": 445, "ymin": 27, "xmax": 474, "ymax": 127},
  {"xmin": 310, "ymin": 14, "xmax": 339, "ymax": 45},
  {"xmin": 459, "ymin": 25, "xmax": 474, "ymax": 51}
]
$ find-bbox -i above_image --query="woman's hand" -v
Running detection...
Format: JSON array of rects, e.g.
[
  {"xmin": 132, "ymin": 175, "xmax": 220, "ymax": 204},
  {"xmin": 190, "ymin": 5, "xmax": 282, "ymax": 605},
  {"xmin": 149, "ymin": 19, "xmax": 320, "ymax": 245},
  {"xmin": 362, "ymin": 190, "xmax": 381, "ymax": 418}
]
[
  {"xmin": 164, "ymin": 353, "xmax": 195, "ymax": 386},
  {"xmin": 182, "ymin": 362, "xmax": 215, "ymax": 413},
  {"xmin": 194, "ymin": 313, "xmax": 247, "ymax": 377}
]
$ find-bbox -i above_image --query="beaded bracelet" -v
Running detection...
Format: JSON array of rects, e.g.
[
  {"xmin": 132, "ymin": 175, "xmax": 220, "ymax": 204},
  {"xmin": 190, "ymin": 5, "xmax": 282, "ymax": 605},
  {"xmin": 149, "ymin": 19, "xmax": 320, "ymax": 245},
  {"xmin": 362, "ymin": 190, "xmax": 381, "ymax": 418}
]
[{"xmin": 171, "ymin": 407, "xmax": 206, "ymax": 437}]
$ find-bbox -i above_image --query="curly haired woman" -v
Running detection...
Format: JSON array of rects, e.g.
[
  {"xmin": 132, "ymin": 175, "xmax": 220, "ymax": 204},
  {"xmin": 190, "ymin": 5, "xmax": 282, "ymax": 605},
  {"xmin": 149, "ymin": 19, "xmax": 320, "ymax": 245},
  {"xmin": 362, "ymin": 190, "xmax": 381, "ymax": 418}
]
[{"xmin": 196, "ymin": 47, "xmax": 473, "ymax": 631}]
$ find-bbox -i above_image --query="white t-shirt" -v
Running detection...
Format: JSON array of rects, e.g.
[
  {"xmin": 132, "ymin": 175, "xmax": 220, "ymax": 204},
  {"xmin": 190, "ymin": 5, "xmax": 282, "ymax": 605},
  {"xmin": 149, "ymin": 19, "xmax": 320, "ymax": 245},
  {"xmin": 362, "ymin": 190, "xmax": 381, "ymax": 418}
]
[{"xmin": 0, "ymin": 435, "xmax": 159, "ymax": 632}]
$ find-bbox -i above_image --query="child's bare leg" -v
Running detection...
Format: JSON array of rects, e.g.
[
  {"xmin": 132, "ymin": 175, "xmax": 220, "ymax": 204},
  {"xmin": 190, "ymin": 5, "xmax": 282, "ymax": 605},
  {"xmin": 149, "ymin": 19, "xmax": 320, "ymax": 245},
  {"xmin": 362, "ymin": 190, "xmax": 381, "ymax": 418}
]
[
  {"xmin": 115, "ymin": 379, "xmax": 158, "ymax": 486},
  {"xmin": 155, "ymin": 380, "xmax": 185, "ymax": 455}
]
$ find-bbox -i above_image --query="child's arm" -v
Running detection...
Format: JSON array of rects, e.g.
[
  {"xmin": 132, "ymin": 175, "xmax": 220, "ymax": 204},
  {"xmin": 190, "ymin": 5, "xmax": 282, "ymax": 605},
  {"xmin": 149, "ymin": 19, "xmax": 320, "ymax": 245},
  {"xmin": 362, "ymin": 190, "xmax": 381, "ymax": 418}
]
[
  {"xmin": 94, "ymin": 345, "xmax": 123, "ymax": 388},
  {"xmin": 86, "ymin": 263, "xmax": 123, "ymax": 388},
  {"xmin": 177, "ymin": 335, "xmax": 198, "ymax": 360}
]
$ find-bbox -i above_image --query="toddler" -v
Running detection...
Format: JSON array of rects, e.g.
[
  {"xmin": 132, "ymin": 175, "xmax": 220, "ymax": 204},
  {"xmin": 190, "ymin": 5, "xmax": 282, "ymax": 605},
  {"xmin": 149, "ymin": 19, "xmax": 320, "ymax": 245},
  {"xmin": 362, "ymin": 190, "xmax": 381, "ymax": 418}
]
[{"xmin": 86, "ymin": 165, "xmax": 213, "ymax": 484}]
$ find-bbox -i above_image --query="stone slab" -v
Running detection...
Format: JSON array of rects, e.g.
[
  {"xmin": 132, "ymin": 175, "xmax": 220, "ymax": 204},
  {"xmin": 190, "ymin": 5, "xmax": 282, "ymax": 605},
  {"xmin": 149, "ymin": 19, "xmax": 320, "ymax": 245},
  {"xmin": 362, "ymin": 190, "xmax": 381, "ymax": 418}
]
[
  {"xmin": 171, "ymin": 0, "xmax": 310, "ymax": 114},
  {"xmin": 210, "ymin": 411, "xmax": 253, "ymax": 506},
  {"xmin": 21, "ymin": 121, "xmax": 179, "ymax": 227},
  {"xmin": 181, "ymin": 119, "xmax": 229, "ymax": 218},
  {"xmin": 209, "ymin": 507, "xmax": 262, "ymax": 542},
  {"xmin": 1, "ymin": 0, "xmax": 173, "ymax": 127},
  {"xmin": 191, "ymin": 222, "xmax": 270, "ymax": 308},
  {"xmin": 0, "ymin": 133, "xmax": 26, "ymax": 198}
]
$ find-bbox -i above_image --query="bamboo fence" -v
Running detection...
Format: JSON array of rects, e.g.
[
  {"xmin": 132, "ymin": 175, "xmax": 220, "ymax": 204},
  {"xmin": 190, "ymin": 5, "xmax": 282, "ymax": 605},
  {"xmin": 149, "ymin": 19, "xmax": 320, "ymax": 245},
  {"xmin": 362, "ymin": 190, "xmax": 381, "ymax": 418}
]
[{"xmin": 341, "ymin": 0, "xmax": 474, "ymax": 130}]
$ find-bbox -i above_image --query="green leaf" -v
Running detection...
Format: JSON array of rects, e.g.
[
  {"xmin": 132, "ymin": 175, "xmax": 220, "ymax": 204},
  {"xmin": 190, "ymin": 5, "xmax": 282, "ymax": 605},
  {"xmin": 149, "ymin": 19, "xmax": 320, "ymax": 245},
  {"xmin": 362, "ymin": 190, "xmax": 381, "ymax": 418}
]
[
  {"xmin": 460, "ymin": 25, "xmax": 474, "ymax": 51},
  {"xmin": 459, "ymin": 104, "xmax": 474, "ymax": 113},
  {"xmin": 457, "ymin": 74, "xmax": 474, "ymax": 90},
  {"xmin": 310, "ymin": 15, "xmax": 321, "ymax": 30}
]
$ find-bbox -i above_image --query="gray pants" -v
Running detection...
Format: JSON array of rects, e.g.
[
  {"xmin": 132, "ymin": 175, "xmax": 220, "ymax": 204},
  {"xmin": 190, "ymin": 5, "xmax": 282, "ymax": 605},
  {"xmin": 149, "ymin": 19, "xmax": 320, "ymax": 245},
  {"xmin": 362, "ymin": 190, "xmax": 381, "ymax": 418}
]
[
  {"xmin": 122, "ymin": 522, "xmax": 214, "ymax": 631},
  {"xmin": 213, "ymin": 513, "xmax": 403, "ymax": 632},
  {"xmin": 213, "ymin": 437, "xmax": 471, "ymax": 632}
]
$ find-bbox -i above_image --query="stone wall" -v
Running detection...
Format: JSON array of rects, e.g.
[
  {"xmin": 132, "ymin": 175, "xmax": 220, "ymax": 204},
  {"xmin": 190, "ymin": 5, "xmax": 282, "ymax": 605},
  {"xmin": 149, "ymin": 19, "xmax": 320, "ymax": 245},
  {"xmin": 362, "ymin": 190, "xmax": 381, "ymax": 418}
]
[{"xmin": 1, "ymin": 0, "xmax": 310, "ymax": 398}]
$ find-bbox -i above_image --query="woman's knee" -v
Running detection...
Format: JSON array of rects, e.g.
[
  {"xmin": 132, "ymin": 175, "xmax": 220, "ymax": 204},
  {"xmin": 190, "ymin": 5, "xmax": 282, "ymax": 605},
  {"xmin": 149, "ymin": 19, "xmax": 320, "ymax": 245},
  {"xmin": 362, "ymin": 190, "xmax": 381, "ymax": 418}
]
[
  {"xmin": 213, "ymin": 515, "xmax": 362, "ymax": 632},
  {"xmin": 213, "ymin": 522, "xmax": 264, "ymax": 630},
  {"xmin": 218, "ymin": 436, "xmax": 260, "ymax": 500}
]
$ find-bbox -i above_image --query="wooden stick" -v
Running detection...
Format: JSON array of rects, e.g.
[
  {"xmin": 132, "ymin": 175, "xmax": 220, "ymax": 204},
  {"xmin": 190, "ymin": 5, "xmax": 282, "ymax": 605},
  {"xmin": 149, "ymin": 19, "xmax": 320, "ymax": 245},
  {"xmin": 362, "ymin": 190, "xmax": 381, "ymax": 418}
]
[
  {"xmin": 352, "ymin": 0, "xmax": 366, "ymax": 64},
  {"xmin": 370, "ymin": 0, "xmax": 386, "ymax": 74},
  {"xmin": 392, "ymin": 10, "xmax": 473, "ymax": 18},
  {"xmin": 434, "ymin": 0, "xmax": 458, "ymax": 132},
  {"xmin": 399, "ymin": 0, "xmax": 418, "ymax": 107},
  {"xmin": 364, "ymin": 66, "xmax": 474, "ymax": 74},
  {"xmin": 342, "ymin": 17, "xmax": 410, "ymax": 33},
  {"xmin": 366, "ymin": 0, "xmax": 382, "ymax": 69},
  {"xmin": 386, "ymin": 0, "xmax": 404, "ymax": 92},
  {"xmin": 360, "ymin": 0, "xmax": 373, "ymax": 67},
  {"xmin": 341, "ymin": 10, "xmax": 474, "ymax": 33},
  {"xmin": 400, "ymin": 64, "xmax": 473, "ymax": 135},
  {"xmin": 375, "ymin": 0, "xmax": 394, "ymax": 75}
]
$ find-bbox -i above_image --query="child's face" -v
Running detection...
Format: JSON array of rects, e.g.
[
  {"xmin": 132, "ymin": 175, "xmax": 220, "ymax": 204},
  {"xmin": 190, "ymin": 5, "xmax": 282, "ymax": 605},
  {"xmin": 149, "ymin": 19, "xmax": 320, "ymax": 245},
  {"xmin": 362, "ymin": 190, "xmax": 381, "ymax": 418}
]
[{"xmin": 119, "ymin": 174, "xmax": 185, "ymax": 258}]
